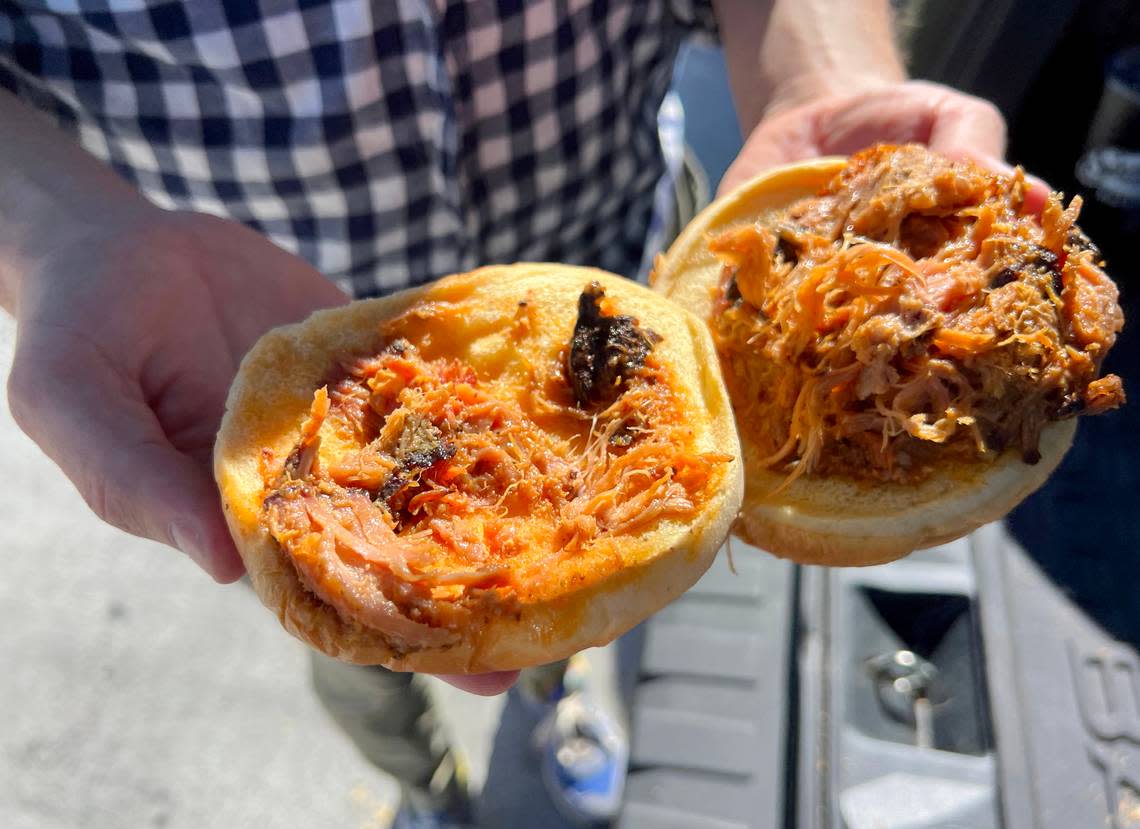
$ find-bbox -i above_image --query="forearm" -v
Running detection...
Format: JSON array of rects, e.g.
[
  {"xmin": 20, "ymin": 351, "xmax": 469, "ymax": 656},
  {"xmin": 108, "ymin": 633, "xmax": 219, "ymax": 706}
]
[
  {"xmin": 0, "ymin": 88, "xmax": 151, "ymax": 313},
  {"xmin": 713, "ymin": 0, "xmax": 906, "ymax": 133}
]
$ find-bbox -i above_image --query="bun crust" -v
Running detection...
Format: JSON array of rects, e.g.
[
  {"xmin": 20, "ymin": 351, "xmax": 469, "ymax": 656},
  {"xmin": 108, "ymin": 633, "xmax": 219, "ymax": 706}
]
[
  {"xmin": 652, "ymin": 159, "xmax": 1075, "ymax": 566},
  {"xmin": 215, "ymin": 264, "xmax": 743, "ymax": 671}
]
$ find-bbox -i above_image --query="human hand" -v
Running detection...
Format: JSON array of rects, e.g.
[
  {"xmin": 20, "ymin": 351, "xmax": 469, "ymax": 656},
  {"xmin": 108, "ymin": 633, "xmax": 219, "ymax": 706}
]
[
  {"xmin": 6, "ymin": 207, "xmax": 348, "ymax": 582},
  {"xmin": 721, "ymin": 80, "xmax": 1048, "ymax": 211}
]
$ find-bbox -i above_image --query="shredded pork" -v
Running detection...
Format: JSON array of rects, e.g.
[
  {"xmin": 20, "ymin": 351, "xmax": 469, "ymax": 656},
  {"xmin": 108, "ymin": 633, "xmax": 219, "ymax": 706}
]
[
  {"xmin": 261, "ymin": 286, "xmax": 731, "ymax": 647},
  {"xmin": 710, "ymin": 144, "xmax": 1125, "ymax": 484}
]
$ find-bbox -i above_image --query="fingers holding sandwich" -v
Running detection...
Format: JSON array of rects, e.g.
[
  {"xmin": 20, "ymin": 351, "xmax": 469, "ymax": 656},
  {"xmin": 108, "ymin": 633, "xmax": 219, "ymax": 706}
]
[
  {"xmin": 722, "ymin": 80, "xmax": 1014, "ymax": 196},
  {"xmin": 8, "ymin": 319, "xmax": 245, "ymax": 582}
]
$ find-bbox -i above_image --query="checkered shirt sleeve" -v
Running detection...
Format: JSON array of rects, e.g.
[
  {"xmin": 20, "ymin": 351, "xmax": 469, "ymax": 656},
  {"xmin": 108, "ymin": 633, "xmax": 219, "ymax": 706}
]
[{"xmin": 0, "ymin": 0, "xmax": 718, "ymax": 298}]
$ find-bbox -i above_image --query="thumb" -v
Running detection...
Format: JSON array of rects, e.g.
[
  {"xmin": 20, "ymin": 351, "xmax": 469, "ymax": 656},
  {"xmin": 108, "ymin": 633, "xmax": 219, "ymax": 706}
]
[
  {"xmin": 718, "ymin": 111, "xmax": 820, "ymax": 197},
  {"xmin": 926, "ymin": 92, "xmax": 1008, "ymax": 162},
  {"xmin": 7, "ymin": 337, "xmax": 244, "ymax": 583},
  {"xmin": 435, "ymin": 671, "xmax": 520, "ymax": 696}
]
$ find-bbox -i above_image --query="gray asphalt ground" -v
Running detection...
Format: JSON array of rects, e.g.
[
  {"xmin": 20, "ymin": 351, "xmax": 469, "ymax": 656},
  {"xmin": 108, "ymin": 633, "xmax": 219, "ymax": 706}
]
[{"xmin": 0, "ymin": 313, "xmax": 516, "ymax": 829}]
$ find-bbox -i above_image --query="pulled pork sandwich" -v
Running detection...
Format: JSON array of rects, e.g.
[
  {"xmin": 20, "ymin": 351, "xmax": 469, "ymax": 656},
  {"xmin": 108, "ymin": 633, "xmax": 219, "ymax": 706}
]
[
  {"xmin": 652, "ymin": 144, "xmax": 1124, "ymax": 566},
  {"xmin": 215, "ymin": 265, "xmax": 742, "ymax": 672}
]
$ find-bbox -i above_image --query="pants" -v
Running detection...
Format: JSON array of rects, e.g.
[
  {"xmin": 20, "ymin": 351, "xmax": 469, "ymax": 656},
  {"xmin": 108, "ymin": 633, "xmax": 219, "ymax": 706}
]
[{"xmin": 310, "ymin": 653, "xmax": 569, "ymax": 811}]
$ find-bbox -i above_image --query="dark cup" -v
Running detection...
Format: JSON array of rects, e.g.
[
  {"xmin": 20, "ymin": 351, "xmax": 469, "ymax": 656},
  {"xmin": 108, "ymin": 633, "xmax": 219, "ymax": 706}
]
[
  {"xmin": 1074, "ymin": 147, "xmax": 1140, "ymax": 272},
  {"xmin": 1086, "ymin": 46, "xmax": 1140, "ymax": 151},
  {"xmin": 1076, "ymin": 48, "xmax": 1140, "ymax": 273}
]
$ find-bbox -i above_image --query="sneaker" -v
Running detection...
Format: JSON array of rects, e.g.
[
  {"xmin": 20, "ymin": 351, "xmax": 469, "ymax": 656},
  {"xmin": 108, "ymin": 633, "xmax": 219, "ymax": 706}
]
[
  {"xmin": 535, "ymin": 692, "xmax": 629, "ymax": 826},
  {"xmin": 391, "ymin": 749, "xmax": 473, "ymax": 829},
  {"xmin": 391, "ymin": 803, "xmax": 472, "ymax": 829}
]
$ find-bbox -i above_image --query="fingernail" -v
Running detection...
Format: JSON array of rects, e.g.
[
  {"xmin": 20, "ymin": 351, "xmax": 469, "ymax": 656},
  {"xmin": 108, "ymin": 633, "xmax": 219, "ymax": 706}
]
[{"xmin": 170, "ymin": 522, "xmax": 209, "ymax": 569}]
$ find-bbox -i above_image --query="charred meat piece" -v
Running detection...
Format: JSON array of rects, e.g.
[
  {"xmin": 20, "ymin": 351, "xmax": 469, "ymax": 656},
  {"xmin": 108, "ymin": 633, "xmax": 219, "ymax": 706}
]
[
  {"xmin": 989, "ymin": 267, "xmax": 1019, "ymax": 289},
  {"xmin": 724, "ymin": 275, "xmax": 742, "ymax": 304},
  {"xmin": 1019, "ymin": 246, "xmax": 1064, "ymax": 295},
  {"xmin": 377, "ymin": 472, "xmax": 408, "ymax": 505},
  {"xmin": 1066, "ymin": 227, "xmax": 1103, "ymax": 261},
  {"xmin": 775, "ymin": 229, "xmax": 801, "ymax": 267},
  {"xmin": 986, "ymin": 247, "xmax": 1062, "ymax": 296},
  {"xmin": 377, "ymin": 415, "xmax": 456, "ymax": 511},
  {"xmin": 567, "ymin": 282, "xmax": 661, "ymax": 408},
  {"xmin": 394, "ymin": 415, "xmax": 455, "ymax": 470},
  {"xmin": 1028, "ymin": 246, "xmax": 1060, "ymax": 273}
]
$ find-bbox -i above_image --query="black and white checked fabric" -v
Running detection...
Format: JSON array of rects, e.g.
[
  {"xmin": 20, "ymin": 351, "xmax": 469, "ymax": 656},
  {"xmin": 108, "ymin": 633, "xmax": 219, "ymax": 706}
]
[{"xmin": 0, "ymin": 1, "xmax": 716, "ymax": 297}]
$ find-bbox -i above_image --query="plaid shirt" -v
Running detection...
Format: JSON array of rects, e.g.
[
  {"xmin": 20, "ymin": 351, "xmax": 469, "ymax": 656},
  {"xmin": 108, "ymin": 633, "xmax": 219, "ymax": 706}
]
[{"xmin": 0, "ymin": 1, "xmax": 716, "ymax": 298}]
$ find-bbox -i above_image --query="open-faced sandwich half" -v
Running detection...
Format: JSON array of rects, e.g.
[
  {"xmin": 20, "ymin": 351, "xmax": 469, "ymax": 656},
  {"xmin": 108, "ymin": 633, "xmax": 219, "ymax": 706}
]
[
  {"xmin": 215, "ymin": 265, "xmax": 742, "ymax": 671},
  {"xmin": 652, "ymin": 144, "xmax": 1124, "ymax": 566}
]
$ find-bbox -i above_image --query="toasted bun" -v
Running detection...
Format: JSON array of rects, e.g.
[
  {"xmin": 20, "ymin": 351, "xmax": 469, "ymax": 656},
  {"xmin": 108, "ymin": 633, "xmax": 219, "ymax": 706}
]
[
  {"xmin": 215, "ymin": 264, "xmax": 742, "ymax": 671},
  {"xmin": 651, "ymin": 159, "xmax": 1075, "ymax": 566}
]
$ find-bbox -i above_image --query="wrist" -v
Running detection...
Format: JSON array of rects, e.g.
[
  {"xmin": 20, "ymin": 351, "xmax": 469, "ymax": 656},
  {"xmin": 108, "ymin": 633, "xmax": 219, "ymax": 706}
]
[
  {"xmin": 0, "ymin": 169, "xmax": 157, "ymax": 314},
  {"xmin": 761, "ymin": 72, "xmax": 901, "ymax": 119},
  {"xmin": 725, "ymin": 0, "xmax": 906, "ymax": 131},
  {"xmin": 0, "ymin": 88, "xmax": 158, "ymax": 314}
]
